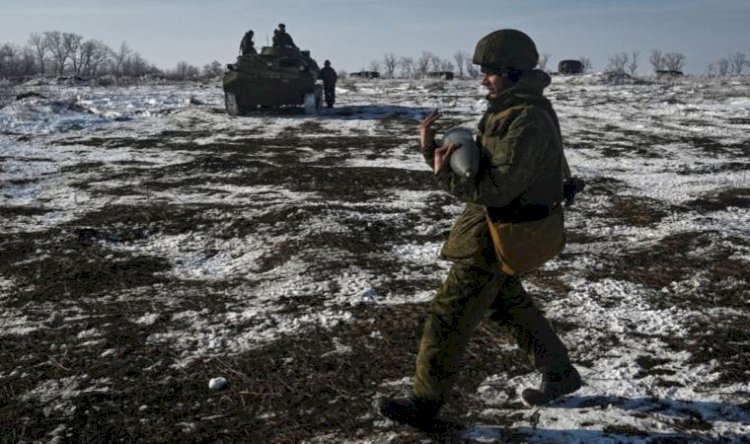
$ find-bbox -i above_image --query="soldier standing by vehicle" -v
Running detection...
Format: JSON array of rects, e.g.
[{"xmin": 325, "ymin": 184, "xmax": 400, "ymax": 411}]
[
  {"xmin": 319, "ymin": 60, "xmax": 338, "ymax": 108},
  {"xmin": 380, "ymin": 29, "xmax": 583, "ymax": 427},
  {"xmin": 239, "ymin": 30, "xmax": 256, "ymax": 55},
  {"xmin": 272, "ymin": 23, "xmax": 297, "ymax": 49}
]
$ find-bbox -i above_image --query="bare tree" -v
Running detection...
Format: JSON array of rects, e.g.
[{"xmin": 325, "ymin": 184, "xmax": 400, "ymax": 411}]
[
  {"xmin": 398, "ymin": 56, "xmax": 415, "ymax": 78},
  {"xmin": 579, "ymin": 56, "xmax": 592, "ymax": 73},
  {"xmin": 417, "ymin": 51, "xmax": 433, "ymax": 77},
  {"xmin": 382, "ymin": 53, "xmax": 398, "ymax": 78},
  {"xmin": 80, "ymin": 40, "xmax": 112, "ymax": 78},
  {"xmin": 729, "ymin": 52, "xmax": 747, "ymax": 76},
  {"xmin": 663, "ymin": 52, "xmax": 686, "ymax": 71},
  {"xmin": 367, "ymin": 59, "xmax": 381, "ymax": 73},
  {"xmin": 0, "ymin": 43, "xmax": 41, "ymax": 78},
  {"xmin": 537, "ymin": 53, "xmax": 550, "ymax": 72},
  {"xmin": 465, "ymin": 60, "xmax": 479, "ymax": 78},
  {"xmin": 202, "ymin": 60, "xmax": 224, "ymax": 78},
  {"xmin": 123, "ymin": 51, "xmax": 153, "ymax": 77},
  {"xmin": 0, "ymin": 31, "xmax": 167, "ymax": 80},
  {"xmin": 453, "ymin": 51, "xmax": 469, "ymax": 77},
  {"xmin": 707, "ymin": 63, "xmax": 716, "ymax": 77},
  {"xmin": 440, "ymin": 60, "xmax": 454, "ymax": 73},
  {"xmin": 0, "ymin": 44, "xmax": 18, "ymax": 77},
  {"xmin": 607, "ymin": 52, "xmax": 628, "ymax": 74},
  {"xmin": 19, "ymin": 47, "xmax": 37, "ymax": 76},
  {"xmin": 429, "ymin": 54, "xmax": 443, "ymax": 73},
  {"xmin": 628, "ymin": 51, "xmax": 639, "ymax": 76},
  {"xmin": 717, "ymin": 58, "xmax": 730, "ymax": 76},
  {"xmin": 44, "ymin": 31, "xmax": 68, "ymax": 76},
  {"xmin": 29, "ymin": 33, "xmax": 48, "ymax": 76},
  {"xmin": 649, "ymin": 49, "xmax": 664, "ymax": 72},
  {"xmin": 63, "ymin": 33, "xmax": 85, "ymax": 76},
  {"xmin": 113, "ymin": 42, "xmax": 131, "ymax": 77},
  {"xmin": 171, "ymin": 61, "xmax": 200, "ymax": 80}
]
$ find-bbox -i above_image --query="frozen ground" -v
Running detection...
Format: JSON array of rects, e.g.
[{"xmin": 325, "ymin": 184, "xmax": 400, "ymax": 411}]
[{"xmin": 1, "ymin": 74, "xmax": 749, "ymax": 443}]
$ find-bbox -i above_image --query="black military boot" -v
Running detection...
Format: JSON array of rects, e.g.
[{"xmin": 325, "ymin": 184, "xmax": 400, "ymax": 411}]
[
  {"xmin": 521, "ymin": 365, "xmax": 582, "ymax": 406},
  {"xmin": 379, "ymin": 396, "xmax": 442, "ymax": 427}
]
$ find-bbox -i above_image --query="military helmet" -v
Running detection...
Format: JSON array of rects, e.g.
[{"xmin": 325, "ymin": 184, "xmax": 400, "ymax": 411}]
[
  {"xmin": 473, "ymin": 29, "xmax": 539, "ymax": 72},
  {"xmin": 279, "ymin": 23, "xmax": 286, "ymax": 29},
  {"xmin": 324, "ymin": 60, "xmax": 331, "ymax": 66}
]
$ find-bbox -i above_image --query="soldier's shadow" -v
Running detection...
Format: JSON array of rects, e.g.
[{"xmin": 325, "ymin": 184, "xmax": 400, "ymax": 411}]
[
  {"xmin": 454, "ymin": 425, "xmax": 723, "ymax": 443},
  {"xmin": 554, "ymin": 394, "xmax": 750, "ymax": 425},
  {"xmin": 427, "ymin": 395, "xmax": 750, "ymax": 442}
]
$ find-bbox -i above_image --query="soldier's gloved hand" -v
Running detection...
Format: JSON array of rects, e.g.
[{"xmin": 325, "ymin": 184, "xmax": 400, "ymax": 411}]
[{"xmin": 563, "ymin": 177, "xmax": 586, "ymax": 207}]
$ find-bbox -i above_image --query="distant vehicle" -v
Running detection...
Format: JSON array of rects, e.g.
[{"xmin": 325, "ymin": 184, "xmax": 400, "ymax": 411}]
[
  {"xmin": 656, "ymin": 70, "xmax": 684, "ymax": 77},
  {"xmin": 558, "ymin": 60, "xmax": 584, "ymax": 75},
  {"xmin": 349, "ymin": 71, "xmax": 380, "ymax": 79},
  {"xmin": 223, "ymin": 46, "xmax": 322, "ymax": 115},
  {"xmin": 427, "ymin": 71, "xmax": 455, "ymax": 80}
]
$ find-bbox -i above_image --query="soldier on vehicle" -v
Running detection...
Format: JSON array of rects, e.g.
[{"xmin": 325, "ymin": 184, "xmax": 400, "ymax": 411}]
[
  {"xmin": 240, "ymin": 30, "xmax": 256, "ymax": 56},
  {"xmin": 380, "ymin": 29, "xmax": 583, "ymax": 427},
  {"xmin": 319, "ymin": 60, "xmax": 338, "ymax": 108},
  {"xmin": 272, "ymin": 23, "xmax": 297, "ymax": 49}
]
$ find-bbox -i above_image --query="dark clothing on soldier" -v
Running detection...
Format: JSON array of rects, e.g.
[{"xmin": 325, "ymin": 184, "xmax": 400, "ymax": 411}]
[
  {"xmin": 319, "ymin": 65, "xmax": 338, "ymax": 85},
  {"xmin": 272, "ymin": 29, "xmax": 296, "ymax": 48},
  {"xmin": 240, "ymin": 31, "xmax": 256, "ymax": 55},
  {"xmin": 319, "ymin": 65, "xmax": 338, "ymax": 108},
  {"xmin": 412, "ymin": 69, "xmax": 575, "ymax": 405}
]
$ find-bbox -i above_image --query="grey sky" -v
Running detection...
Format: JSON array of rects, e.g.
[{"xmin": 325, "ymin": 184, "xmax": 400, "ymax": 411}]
[{"xmin": 1, "ymin": 0, "xmax": 748, "ymax": 74}]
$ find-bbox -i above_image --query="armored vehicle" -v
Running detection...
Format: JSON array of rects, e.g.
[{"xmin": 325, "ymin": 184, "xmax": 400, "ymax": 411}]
[
  {"xmin": 558, "ymin": 60, "xmax": 584, "ymax": 75},
  {"xmin": 223, "ymin": 46, "xmax": 322, "ymax": 115}
]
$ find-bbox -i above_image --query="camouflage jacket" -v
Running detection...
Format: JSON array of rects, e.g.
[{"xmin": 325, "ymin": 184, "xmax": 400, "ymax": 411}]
[{"xmin": 423, "ymin": 70, "xmax": 565, "ymax": 263}]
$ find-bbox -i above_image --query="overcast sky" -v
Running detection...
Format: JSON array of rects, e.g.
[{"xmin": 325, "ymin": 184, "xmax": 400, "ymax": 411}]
[{"xmin": 1, "ymin": 0, "xmax": 748, "ymax": 75}]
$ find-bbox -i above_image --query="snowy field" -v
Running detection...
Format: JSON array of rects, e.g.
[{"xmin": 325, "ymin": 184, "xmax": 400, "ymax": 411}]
[{"xmin": 1, "ymin": 74, "xmax": 749, "ymax": 443}]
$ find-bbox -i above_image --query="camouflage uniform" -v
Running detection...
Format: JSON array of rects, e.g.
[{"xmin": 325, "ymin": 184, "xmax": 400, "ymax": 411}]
[
  {"xmin": 413, "ymin": 69, "xmax": 573, "ymax": 405},
  {"xmin": 380, "ymin": 30, "xmax": 580, "ymax": 426}
]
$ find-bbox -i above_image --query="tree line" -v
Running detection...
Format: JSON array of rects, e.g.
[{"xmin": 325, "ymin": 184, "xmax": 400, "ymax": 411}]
[
  {"xmin": 0, "ymin": 31, "xmax": 223, "ymax": 81},
  {"xmin": 603, "ymin": 50, "xmax": 688, "ymax": 76},
  {"xmin": 606, "ymin": 49, "xmax": 748, "ymax": 76},
  {"xmin": 367, "ymin": 48, "xmax": 749, "ymax": 78},
  {"xmin": 361, "ymin": 51, "xmax": 478, "ymax": 79}
]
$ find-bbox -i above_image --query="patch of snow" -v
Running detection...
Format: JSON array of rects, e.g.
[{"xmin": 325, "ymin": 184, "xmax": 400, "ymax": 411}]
[
  {"xmin": 20, "ymin": 376, "xmax": 111, "ymax": 418},
  {"xmin": 133, "ymin": 313, "xmax": 160, "ymax": 325}
]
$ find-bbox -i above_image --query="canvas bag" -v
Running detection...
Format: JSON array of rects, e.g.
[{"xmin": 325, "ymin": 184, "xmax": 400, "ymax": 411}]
[
  {"xmin": 485, "ymin": 109, "xmax": 568, "ymax": 275},
  {"xmin": 485, "ymin": 204, "xmax": 565, "ymax": 275}
]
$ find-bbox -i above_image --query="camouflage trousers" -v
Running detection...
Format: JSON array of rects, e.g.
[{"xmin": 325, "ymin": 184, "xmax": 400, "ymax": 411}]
[{"xmin": 412, "ymin": 261, "xmax": 571, "ymax": 403}]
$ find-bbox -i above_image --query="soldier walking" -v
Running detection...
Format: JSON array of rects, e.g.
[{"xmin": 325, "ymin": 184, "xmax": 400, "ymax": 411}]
[
  {"xmin": 319, "ymin": 60, "xmax": 338, "ymax": 108},
  {"xmin": 380, "ymin": 29, "xmax": 582, "ymax": 426}
]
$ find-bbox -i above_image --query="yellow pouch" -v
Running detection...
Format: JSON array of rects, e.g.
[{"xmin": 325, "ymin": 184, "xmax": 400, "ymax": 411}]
[{"xmin": 485, "ymin": 205, "xmax": 565, "ymax": 275}]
